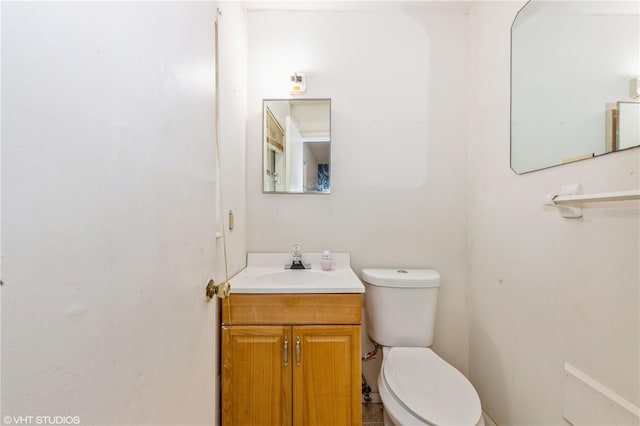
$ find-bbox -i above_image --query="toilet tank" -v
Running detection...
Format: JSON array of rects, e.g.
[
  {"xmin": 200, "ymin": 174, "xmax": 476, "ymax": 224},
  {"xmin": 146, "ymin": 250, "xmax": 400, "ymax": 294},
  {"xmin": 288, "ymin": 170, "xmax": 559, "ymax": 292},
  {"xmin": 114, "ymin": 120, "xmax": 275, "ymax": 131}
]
[{"xmin": 362, "ymin": 268, "xmax": 440, "ymax": 347}]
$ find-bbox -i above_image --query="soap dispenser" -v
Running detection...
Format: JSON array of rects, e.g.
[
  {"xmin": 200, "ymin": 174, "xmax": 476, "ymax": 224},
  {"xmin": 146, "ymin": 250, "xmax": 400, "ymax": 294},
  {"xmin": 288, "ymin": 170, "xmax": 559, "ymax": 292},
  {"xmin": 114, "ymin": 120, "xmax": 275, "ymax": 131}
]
[{"xmin": 320, "ymin": 251, "xmax": 333, "ymax": 271}]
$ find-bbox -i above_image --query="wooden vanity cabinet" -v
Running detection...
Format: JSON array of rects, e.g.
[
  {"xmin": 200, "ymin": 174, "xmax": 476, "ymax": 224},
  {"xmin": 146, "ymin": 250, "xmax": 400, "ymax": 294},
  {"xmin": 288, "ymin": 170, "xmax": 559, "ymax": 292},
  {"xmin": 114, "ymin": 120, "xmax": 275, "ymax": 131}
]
[
  {"xmin": 221, "ymin": 294, "xmax": 362, "ymax": 426},
  {"xmin": 222, "ymin": 326, "xmax": 292, "ymax": 425}
]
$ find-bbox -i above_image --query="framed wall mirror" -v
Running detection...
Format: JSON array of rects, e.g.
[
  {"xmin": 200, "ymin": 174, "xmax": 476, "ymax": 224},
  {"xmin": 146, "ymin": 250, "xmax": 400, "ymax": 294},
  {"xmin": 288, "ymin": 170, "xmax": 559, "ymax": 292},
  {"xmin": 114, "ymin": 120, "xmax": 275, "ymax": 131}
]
[
  {"xmin": 511, "ymin": 0, "xmax": 639, "ymax": 174},
  {"xmin": 263, "ymin": 99, "xmax": 331, "ymax": 193}
]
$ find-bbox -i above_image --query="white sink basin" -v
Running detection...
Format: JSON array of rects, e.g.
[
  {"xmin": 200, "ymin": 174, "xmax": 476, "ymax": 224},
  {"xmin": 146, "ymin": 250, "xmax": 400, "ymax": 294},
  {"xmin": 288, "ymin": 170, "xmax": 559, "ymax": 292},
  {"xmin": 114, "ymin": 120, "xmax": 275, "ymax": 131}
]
[
  {"xmin": 229, "ymin": 253, "xmax": 365, "ymax": 294},
  {"xmin": 254, "ymin": 270, "xmax": 337, "ymax": 287}
]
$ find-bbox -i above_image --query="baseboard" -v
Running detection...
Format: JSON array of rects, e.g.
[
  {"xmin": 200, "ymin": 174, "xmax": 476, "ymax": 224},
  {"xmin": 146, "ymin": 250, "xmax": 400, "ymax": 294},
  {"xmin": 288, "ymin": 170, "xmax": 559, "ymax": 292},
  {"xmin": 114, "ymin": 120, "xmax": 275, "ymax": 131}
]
[
  {"xmin": 483, "ymin": 410, "xmax": 497, "ymax": 426},
  {"xmin": 563, "ymin": 363, "xmax": 640, "ymax": 425}
]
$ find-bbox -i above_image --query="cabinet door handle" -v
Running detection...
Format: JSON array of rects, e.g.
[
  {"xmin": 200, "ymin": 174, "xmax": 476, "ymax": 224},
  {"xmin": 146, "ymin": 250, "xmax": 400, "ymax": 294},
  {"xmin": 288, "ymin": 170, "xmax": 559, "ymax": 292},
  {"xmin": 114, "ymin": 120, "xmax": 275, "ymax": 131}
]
[
  {"xmin": 283, "ymin": 336, "xmax": 288, "ymax": 367},
  {"xmin": 295, "ymin": 336, "xmax": 301, "ymax": 367}
]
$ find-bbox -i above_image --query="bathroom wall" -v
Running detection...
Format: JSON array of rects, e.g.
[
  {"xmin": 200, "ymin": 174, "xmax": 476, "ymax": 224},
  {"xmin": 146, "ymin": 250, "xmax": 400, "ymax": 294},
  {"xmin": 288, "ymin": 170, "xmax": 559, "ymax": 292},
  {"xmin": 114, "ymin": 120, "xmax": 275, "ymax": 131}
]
[
  {"xmin": 245, "ymin": 4, "xmax": 471, "ymax": 388},
  {"xmin": 214, "ymin": 2, "xmax": 248, "ymax": 421},
  {"xmin": 1, "ymin": 2, "xmax": 246, "ymax": 424},
  {"xmin": 467, "ymin": 2, "xmax": 640, "ymax": 424},
  {"xmin": 216, "ymin": 3, "xmax": 248, "ymax": 285}
]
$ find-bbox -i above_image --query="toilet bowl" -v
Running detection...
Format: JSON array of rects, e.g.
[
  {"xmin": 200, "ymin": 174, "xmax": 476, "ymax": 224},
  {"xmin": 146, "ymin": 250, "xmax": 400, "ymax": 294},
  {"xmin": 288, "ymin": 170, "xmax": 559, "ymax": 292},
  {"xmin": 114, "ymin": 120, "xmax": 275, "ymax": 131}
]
[
  {"xmin": 362, "ymin": 268, "xmax": 484, "ymax": 426},
  {"xmin": 378, "ymin": 347, "xmax": 484, "ymax": 426}
]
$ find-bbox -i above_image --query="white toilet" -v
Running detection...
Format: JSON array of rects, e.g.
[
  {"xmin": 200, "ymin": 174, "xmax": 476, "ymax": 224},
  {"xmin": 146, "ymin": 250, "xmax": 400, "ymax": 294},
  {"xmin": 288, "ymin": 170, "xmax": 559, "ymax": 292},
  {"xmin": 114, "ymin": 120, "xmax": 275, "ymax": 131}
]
[{"xmin": 363, "ymin": 268, "xmax": 485, "ymax": 426}]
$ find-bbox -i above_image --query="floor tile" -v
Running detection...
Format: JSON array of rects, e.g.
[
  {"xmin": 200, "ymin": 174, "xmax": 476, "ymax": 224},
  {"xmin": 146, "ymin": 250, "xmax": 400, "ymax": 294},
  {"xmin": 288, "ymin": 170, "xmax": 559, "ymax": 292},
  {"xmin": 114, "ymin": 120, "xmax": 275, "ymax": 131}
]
[{"xmin": 363, "ymin": 403, "xmax": 384, "ymax": 423}]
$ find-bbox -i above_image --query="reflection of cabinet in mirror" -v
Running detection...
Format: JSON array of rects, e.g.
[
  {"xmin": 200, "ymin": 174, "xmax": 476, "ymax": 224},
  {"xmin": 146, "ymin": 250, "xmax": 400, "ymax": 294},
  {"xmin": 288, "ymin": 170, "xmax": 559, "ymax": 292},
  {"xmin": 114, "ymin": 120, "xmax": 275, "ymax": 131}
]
[
  {"xmin": 265, "ymin": 108, "xmax": 285, "ymax": 192},
  {"xmin": 606, "ymin": 102, "xmax": 640, "ymax": 153},
  {"xmin": 605, "ymin": 103, "xmax": 619, "ymax": 153}
]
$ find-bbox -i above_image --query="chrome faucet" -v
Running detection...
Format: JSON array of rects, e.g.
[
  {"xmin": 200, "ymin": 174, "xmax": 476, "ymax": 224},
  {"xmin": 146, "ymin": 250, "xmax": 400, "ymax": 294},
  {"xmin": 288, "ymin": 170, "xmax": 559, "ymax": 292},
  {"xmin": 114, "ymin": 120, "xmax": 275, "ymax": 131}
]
[{"xmin": 285, "ymin": 244, "xmax": 311, "ymax": 270}]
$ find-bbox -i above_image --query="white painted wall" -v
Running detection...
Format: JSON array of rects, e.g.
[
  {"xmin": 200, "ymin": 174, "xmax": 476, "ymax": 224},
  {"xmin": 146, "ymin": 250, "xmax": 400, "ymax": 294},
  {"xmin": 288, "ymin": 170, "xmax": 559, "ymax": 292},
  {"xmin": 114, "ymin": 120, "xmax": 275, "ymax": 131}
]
[
  {"xmin": 1, "ymin": 2, "xmax": 247, "ymax": 424},
  {"xmin": 303, "ymin": 143, "xmax": 319, "ymax": 191},
  {"xmin": 246, "ymin": 5, "xmax": 471, "ymax": 389},
  {"xmin": 285, "ymin": 117, "xmax": 304, "ymax": 192},
  {"xmin": 468, "ymin": 2, "xmax": 640, "ymax": 424},
  {"xmin": 216, "ymin": 2, "xmax": 248, "ymax": 281},
  {"xmin": 214, "ymin": 3, "xmax": 248, "ymax": 422}
]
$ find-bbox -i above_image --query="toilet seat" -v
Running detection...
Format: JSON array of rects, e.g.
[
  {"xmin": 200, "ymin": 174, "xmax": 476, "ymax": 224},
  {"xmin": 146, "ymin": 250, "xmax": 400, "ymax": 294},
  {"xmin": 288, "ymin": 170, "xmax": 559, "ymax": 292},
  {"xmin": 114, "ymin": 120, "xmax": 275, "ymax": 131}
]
[{"xmin": 382, "ymin": 347, "xmax": 482, "ymax": 426}]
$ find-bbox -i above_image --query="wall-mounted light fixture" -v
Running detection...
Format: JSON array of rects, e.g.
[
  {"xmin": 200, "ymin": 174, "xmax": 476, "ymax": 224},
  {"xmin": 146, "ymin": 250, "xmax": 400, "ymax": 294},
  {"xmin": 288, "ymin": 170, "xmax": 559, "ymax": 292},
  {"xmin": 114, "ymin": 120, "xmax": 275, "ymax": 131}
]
[
  {"xmin": 290, "ymin": 72, "xmax": 307, "ymax": 95},
  {"xmin": 631, "ymin": 78, "xmax": 640, "ymax": 99}
]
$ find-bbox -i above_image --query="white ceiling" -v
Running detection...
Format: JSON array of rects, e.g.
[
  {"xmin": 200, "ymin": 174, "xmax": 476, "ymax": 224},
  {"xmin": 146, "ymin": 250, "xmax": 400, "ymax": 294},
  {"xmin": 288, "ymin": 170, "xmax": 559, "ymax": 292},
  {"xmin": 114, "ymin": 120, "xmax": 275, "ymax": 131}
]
[
  {"xmin": 242, "ymin": 0, "xmax": 476, "ymax": 14},
  {"xmin": 290, "ymin": 100, "xmax": 330, "ymax": 138}
]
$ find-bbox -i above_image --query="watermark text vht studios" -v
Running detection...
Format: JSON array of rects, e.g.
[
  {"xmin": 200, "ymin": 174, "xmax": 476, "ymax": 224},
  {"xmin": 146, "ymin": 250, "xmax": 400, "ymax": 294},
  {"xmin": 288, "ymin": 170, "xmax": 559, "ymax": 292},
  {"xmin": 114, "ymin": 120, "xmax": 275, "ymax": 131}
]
[{"xmin": 3, "ymin": 416, "xmax": 80, "ymax": 425}]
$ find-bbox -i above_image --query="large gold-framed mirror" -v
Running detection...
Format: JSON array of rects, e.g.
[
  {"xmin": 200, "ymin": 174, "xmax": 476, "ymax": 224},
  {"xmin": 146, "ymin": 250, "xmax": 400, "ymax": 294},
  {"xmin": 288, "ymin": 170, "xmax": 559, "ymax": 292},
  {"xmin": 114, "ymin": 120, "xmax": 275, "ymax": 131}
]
[{"xmin": 263, "ymin": 99, "xmax": 331, "ymax": 193}]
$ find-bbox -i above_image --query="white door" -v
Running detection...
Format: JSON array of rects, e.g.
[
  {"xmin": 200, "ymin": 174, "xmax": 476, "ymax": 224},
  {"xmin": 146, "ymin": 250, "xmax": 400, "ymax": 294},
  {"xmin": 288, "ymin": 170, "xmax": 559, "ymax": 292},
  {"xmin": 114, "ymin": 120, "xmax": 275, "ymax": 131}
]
[
  {"xmin": 285, "ymin": 117, "xmax": 304, "ymax": 192},
  {"xmin": 1, "ymin": 2, "xmax": 218, "ymax": 424},
  {"xmin": 275, "ymin": 151, "xmax": 286, "ymax": 192}
]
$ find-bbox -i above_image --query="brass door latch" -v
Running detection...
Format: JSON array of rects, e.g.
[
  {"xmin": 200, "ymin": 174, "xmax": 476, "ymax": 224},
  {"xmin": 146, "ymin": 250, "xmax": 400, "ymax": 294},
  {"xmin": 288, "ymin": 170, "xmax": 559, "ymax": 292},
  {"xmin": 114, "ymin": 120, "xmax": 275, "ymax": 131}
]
[{"xmin": 205, "ymin": 279, "xmax": 231, "ymax": 301}]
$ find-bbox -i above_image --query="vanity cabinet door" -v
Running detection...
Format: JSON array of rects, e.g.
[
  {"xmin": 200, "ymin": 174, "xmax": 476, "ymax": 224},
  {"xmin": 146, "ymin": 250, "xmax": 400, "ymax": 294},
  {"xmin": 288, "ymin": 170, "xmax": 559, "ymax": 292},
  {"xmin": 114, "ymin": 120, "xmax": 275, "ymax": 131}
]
[
  {"xmin": 222, "ymin": 326, "xmax": 292, "ymax": 426},
  {"xmin": 292, "ymin": 325, "xmax": 361, "ymax": 426}
]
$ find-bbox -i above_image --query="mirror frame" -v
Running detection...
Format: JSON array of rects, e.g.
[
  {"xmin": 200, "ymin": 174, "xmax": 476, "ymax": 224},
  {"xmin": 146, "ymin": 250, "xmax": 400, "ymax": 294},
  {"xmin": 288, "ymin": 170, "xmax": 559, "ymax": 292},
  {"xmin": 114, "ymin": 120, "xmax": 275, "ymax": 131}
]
[{"xmin": 262, "ymin": 98, "xmax": 332, "ymax": 194}]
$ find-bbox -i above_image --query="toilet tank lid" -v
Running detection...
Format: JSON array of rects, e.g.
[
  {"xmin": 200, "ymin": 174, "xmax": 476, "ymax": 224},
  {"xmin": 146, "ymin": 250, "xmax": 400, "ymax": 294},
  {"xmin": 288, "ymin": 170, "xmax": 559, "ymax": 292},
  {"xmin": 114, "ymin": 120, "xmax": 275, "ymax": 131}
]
[{"xmin": 361, "ymin": 269, "xmax": 440, "ymax": 288}]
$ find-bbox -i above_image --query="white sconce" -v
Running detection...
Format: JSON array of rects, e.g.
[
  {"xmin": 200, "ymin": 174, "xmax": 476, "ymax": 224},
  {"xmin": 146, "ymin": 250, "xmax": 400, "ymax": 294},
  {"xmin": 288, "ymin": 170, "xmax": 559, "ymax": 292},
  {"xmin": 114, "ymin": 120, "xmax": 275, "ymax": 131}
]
[
  {"xmin": 290, "ymin": 72, "xmax": 307, "ymax": 95},
  {"xmin": 631, "ymin": 78, "xmax": 640, "ymax": 99}
]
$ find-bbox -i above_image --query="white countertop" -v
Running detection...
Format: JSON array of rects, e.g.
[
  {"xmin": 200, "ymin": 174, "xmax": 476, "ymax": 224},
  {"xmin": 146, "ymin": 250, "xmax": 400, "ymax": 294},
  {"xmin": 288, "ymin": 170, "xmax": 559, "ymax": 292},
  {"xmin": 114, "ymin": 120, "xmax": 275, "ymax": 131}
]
[{"xmin": 229, "ymin": 252, "xmax": 365, "ymax": 294}]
